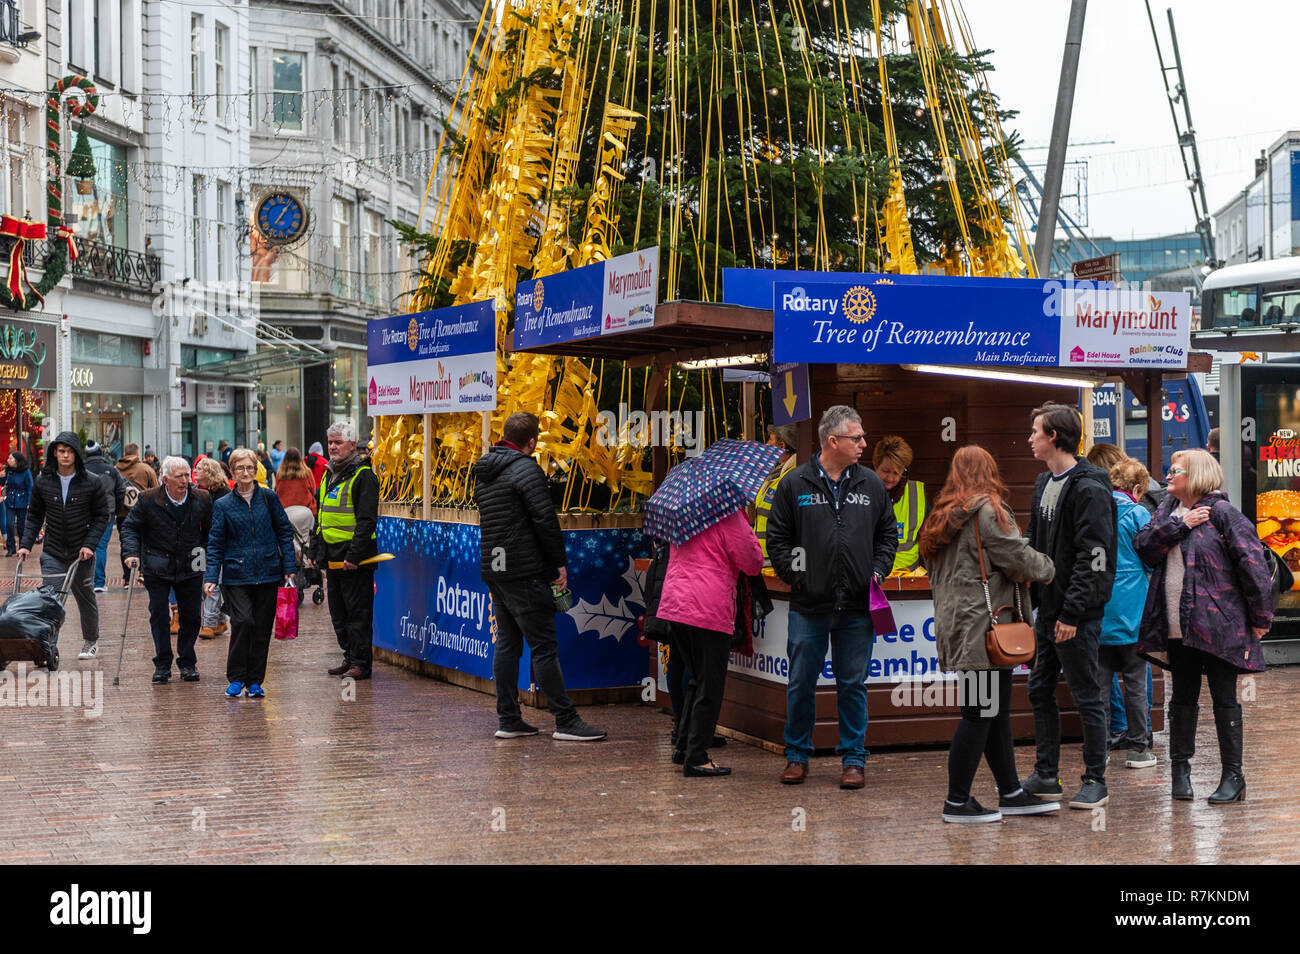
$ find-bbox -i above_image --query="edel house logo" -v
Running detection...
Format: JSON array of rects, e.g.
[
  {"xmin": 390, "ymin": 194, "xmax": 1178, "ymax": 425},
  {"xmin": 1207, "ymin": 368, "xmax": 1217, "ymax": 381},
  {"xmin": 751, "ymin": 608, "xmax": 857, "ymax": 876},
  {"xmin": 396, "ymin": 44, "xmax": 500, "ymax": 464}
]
[{"xmin": 1069, "ymin": 345, "xmax": 1085, "ymax": 363}]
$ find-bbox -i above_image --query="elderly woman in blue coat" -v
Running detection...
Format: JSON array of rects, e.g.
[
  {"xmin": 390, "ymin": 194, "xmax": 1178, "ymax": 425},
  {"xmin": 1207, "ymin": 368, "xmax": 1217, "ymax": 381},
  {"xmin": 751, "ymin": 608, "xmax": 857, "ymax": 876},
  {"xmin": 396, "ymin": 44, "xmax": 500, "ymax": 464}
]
[
  {"xmin": 205, "ymin": 447, "xmax": 296, "ymax": 699},
  {"xmin": 1099, "ymin": 458, "xmax": 1154, "ymax": 768}
]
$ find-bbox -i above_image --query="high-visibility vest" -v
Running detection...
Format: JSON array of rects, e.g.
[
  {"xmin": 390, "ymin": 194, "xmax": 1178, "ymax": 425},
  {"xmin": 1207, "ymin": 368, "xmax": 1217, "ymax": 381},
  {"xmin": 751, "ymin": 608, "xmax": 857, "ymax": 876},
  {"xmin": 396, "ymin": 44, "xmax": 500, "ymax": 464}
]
[
  {"xmin": 754, "ymin": 455, "xmax": 797, "ymax": 559},
  {"xmin": 891, "ymin": 479, "xmax": 926, "ymax": 572},
  {"xmin": 317, "ymin": 465, "xmax": 375, "ymax": 544}
]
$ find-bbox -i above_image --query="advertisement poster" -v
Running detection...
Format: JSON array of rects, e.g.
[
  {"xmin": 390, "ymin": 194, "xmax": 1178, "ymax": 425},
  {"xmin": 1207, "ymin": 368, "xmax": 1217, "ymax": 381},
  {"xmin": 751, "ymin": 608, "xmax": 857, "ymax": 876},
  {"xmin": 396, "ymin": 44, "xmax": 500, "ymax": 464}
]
[
  {"xmin": 373, "ymin": 518, "xmax": 654, "ymax": 690},
  {"xmin": 1059, "ymin": 288, "xmax": 1191, "ymax": 368},
  {"xmin": 513, "ymin": 247, "xmax": 659, "ymax": 349},
  {"xmin": 366, "ymin": 300, "xmax": 497, "ymax": 415},
  {"xmin": 1243, "ymin": 367, "xmax": 1300, "ymax": 609}
]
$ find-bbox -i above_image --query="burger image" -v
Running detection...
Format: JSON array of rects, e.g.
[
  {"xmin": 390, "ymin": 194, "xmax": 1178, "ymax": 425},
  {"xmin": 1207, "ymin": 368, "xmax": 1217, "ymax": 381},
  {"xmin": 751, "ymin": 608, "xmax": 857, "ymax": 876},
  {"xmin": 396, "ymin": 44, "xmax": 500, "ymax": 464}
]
[{"xmin": 1256, "ymin": 489, "xmax": 1300, "ymax": 572}]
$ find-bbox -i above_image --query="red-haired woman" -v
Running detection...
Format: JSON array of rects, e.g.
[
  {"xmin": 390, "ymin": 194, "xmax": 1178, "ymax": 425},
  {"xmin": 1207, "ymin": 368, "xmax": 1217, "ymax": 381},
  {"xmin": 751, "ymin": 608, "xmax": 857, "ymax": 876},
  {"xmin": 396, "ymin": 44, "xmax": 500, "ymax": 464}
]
[{"xmin": 920, "ymin": 445, "xmax": 1057, "ymax": 824}]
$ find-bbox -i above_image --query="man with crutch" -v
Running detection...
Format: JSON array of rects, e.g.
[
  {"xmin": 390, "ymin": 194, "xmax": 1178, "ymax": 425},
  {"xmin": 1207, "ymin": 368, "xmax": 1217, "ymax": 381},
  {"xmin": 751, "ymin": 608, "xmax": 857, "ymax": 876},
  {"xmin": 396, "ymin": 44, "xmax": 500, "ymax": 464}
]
[{"xmin": 120, "ymin": 457, "xmax": 213, "ymax": 684}]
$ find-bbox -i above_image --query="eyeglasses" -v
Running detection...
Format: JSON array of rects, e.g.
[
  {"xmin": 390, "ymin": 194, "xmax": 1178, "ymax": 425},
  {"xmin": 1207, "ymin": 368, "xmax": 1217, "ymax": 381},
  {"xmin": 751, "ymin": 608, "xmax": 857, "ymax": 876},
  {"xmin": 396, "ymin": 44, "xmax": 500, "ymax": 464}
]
[
  {"xmin": 232, "ymin": 465, "xmax": 257, "ymax": 473},
  {"xmin": 833, "ymin": 433, "xmax": 867, "ymax": 444},
  {"xmin": 1167, "ymin": 467, "xmax": 1187, "ymax": 476}
]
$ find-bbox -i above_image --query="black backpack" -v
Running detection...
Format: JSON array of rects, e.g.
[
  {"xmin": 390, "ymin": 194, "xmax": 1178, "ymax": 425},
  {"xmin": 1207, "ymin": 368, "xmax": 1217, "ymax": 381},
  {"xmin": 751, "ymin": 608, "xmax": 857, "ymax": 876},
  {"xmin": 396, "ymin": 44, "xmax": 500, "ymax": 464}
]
[{"xmin": 641, "ymin": 539, "xmax": 673, "ymax": 643}]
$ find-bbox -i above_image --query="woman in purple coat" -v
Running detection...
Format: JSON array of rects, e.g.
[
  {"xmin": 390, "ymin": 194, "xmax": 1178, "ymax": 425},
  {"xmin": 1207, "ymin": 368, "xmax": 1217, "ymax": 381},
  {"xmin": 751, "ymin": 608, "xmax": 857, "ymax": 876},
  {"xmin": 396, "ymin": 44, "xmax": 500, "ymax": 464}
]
[{"xmin": 1134, "ymin": 448, "xmax": 1272, "ymax": 804}]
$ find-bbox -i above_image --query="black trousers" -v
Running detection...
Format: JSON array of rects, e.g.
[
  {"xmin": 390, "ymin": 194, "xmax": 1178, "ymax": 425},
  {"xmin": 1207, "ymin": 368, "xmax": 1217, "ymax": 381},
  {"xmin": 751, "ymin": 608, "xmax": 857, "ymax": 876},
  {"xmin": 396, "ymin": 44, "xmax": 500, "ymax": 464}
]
[
  {"xmin": 223, "ymin": 582, "xmax": 278, "ymax": 684},
  {"xmin": 1168, "ymin": 641, "xmax": 1239, "ymax": 707},
  {"xmin": 488, "ymin": 578, "xmax": 576, "ymax": 726},
  {"xmin": 947, "ymin": 670, "xmax": 1017, "ymax": 802},
  {"xmin": 145, "ymin": 574, "xmax": 202, "ymax": 670},
  {"xmin": 674, "ymin": 623, "xmax": 731, "ymax": 768},
  {"xmin": 326, "ymin": 566, "xmax": 375, "ymax": 671}
]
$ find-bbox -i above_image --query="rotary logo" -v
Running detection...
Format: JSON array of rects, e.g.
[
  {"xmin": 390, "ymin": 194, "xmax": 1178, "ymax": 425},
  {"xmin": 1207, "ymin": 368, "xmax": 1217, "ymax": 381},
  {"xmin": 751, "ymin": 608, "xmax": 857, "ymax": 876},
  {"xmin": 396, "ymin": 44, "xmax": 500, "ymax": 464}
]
[
  {"xmin": 407, "ymin": 317, "xmax": 419, "ymax": 351},
  {"xmin": 533, "ymin": 279, "xmax": 545, "ymax": 313},
  {"xmin": 842, "ymin": 285, "xmax": 876, "ymax": 324}
]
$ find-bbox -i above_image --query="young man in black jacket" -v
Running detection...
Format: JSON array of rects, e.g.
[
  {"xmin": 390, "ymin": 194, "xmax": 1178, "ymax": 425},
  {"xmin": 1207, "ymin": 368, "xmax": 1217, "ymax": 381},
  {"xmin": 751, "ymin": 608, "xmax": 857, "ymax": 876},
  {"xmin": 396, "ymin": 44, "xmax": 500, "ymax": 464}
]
[
  {"xmin": 17, "ymin": 433, "xmax": 109, "ymax": 659},
  {"xmin": 121, "ymin": 457, "xmax": 212, "ymax": 683},
  {"xmin": 766, "ymin": 405, "xmax": 898, "ymax": 790},
  {"xmin": 1023, "ymin": 404, "xmax": 1118, "ymax": 810},
  {"xmin": 473, "ymin": 412, "xmax": 605, "ymax": 742}
]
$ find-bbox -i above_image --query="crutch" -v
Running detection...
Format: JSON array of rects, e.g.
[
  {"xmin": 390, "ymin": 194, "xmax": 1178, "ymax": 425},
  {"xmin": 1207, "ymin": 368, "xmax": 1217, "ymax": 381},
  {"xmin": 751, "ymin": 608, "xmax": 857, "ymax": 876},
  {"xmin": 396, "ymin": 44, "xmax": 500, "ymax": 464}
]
[{"xmin": 112, "ymin": 564, "xmax": 141, "ymax": 687}]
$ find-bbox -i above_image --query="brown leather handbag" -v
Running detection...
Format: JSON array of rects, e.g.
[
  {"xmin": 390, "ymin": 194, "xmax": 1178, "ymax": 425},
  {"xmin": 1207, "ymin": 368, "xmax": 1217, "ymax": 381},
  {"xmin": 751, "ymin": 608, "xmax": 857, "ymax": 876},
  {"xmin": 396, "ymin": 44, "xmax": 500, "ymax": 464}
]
[{"xmin": 973, "ymin": 517, "xmax": 1036, "ymax": 667}]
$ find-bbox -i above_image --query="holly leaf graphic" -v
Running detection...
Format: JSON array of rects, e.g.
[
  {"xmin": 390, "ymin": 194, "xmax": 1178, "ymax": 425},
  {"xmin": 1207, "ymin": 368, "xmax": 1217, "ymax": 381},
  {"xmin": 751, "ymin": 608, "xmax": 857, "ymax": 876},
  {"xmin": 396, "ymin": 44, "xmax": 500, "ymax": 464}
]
[
  {"xmin": 621, "ymin": 556, "xmax": 645, "ymax": 612},
  {"xmin": 569, "ymin": 594, "xmax": 634, "ymax": 642}
]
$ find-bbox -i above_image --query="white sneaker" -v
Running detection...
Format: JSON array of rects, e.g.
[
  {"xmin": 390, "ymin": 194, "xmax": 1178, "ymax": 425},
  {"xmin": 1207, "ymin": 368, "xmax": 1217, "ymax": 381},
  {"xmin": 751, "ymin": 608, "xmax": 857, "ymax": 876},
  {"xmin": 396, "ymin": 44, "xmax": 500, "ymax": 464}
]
[
  {"xmin": 1126, "ymin": 745, "xmax": 1158, "ymax": 769},
  {"xmin": 93, "ymin": 586, "xmax": 106, "ymax": 594},
  {"xmin": 78, "ymin": 641, "xmax": 98, "ymax": 659}
]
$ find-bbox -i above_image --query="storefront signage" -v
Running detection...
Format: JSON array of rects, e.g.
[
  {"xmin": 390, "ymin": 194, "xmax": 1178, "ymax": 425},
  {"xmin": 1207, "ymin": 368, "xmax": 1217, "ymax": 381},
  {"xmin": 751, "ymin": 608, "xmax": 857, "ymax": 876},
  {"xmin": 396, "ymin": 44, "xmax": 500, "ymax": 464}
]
[
  {"xmin": 197, "ymin": 383, "xmax": 233, "ymax": 413},
  {"xmin": 770, "ymin": 279, "xmax": 1191, "ymax": 369},
  {"xmin": 0, "ymin": 318, "xmax": 56, "ymax": 390},
  {"xmin": 374, "ymin": 518, "xmax": 653, "ymax": 688},
  {"xmin": 513, "ymin": 246, "xmax": 659, "ymax": 349},
  {"xmin": 70, "ymin": 363, "xmax": 148, "ymax": 394},
  {"xmin": 367, "ymin": 299, "xmax": 497, "ymax": 415},
  {"xmin": 70, "ymin": 367, "xmax": 94, "ymax": 388}
]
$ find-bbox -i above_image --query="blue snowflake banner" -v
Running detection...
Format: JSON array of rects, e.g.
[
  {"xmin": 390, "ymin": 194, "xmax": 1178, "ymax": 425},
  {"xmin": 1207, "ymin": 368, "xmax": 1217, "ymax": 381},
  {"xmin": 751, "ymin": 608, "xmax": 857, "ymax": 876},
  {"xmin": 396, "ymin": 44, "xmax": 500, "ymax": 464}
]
[{"xmin": 374, "ymin": 517, "xmax": 654, "ymax": 689}]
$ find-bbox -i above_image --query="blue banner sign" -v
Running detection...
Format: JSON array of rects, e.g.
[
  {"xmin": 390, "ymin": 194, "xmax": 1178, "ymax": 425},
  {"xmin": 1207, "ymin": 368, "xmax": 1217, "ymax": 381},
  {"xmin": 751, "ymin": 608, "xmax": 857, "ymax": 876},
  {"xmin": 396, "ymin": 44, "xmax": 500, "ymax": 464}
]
[
  {"xmin": 373, "ymin": 518, "xmax": 654, "ymax": 690},
  {"xmin": 773, "ymin": 279, "xmax": 1059, "ymax": 366},
  {"xmin": 367, "ymin": 300, "xmax": 497, "ymax": 414},
  {"xmin": 514, "ymin": 247, "xmax": 660, "ymax": 349},
  {"xmin": 722, "ymin": 267, "xmax": 1041, "ymax": 310}
]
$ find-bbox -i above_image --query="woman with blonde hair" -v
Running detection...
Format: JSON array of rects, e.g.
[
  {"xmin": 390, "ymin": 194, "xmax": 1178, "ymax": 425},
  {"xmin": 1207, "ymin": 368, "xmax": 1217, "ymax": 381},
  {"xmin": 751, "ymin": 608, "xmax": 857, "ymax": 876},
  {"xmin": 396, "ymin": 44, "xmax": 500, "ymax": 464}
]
[
  {"xmin": 873, "ymin": 435, "xmax": 926, "ymax": 572},
  {"xmin": 205, "ymin": 447, "xmax": 296, "ymax": 698},
  {"xmin": 274, "ymin": 447, "xmax": 318, "ymax": 515},
  {"xmin": 919, "ymin": 445, "xmax": 1057, "ymax": 823},
  {"xmin": 1135, "ymin": 448, "xmax": 1272, "ymax": 803}
]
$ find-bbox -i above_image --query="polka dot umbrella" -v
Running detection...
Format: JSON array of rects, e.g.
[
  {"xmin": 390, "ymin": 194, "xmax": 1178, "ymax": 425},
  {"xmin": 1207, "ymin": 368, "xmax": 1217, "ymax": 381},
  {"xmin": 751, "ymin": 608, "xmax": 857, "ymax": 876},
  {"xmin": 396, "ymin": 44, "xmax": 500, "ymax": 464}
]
[{"xmin": 642, "ymin": 438, "xmax": 786, "ymax": 546}]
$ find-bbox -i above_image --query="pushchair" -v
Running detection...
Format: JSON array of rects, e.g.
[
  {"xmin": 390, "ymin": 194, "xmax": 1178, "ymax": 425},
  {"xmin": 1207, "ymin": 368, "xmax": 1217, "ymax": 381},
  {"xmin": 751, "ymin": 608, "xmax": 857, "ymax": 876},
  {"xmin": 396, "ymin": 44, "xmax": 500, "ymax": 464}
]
[
  {"xmin": 284, "ymin": 505, "xmax": 325, "ymax": 606},
  {"xmin": 0, "ymin": 560, "xmax": 78, "ymax": 672}
]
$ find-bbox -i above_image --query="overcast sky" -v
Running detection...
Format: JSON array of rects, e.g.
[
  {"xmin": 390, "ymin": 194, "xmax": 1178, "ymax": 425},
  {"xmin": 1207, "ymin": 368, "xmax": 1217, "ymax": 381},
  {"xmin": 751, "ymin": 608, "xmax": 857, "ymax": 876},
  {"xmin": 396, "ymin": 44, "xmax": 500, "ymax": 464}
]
[{"xmin": 961, "ymin": 0, "xmax": 1294, "ymax": 241}]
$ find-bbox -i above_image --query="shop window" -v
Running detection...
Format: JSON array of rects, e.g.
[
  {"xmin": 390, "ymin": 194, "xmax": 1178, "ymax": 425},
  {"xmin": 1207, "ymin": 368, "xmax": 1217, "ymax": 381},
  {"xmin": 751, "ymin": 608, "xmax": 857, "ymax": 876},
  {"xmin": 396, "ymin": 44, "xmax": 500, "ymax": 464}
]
[
  {"xmin": 73, "ymin": 136, "xmax": 128, "ymax": 249},
  {"xmin": 72, "ymin": 331, "xmax": 144, "ymax": 367}
]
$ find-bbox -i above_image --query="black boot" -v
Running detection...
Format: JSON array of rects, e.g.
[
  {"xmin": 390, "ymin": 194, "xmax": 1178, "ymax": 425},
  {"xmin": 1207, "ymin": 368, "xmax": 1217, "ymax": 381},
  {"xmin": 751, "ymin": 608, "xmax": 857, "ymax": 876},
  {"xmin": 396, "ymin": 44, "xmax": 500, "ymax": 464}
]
[
  {"xmin": 1207, "ymin": 705, "xmax": 1245, "ymax": 804},
  {"xmin": 1169, "ymin": 702, "xmax": 1198, "ymax": 801}
]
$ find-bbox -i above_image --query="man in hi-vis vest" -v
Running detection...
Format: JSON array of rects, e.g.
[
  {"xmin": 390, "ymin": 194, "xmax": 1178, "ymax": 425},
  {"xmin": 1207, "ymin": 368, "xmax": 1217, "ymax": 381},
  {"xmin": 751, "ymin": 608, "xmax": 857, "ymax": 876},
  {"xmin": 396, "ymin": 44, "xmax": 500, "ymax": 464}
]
[
  {"xmin": 309, "ymin": 420, "xmax": 379, "ymax": 679},
  {"xmin": 871, "ymin": 435, "xmax": 926, "ymax": 574}
]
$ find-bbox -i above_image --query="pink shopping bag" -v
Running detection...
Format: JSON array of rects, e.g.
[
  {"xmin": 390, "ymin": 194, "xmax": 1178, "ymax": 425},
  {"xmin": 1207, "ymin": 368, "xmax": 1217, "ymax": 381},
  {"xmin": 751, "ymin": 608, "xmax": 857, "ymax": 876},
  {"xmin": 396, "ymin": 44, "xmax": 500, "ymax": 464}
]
[
  {"xmin": 274, "ymin": 586, "xmax": 299, "ymax": 640},
  {"xmin": 869, "ymin": 578, "xmax": 897, "ymax": 636}
]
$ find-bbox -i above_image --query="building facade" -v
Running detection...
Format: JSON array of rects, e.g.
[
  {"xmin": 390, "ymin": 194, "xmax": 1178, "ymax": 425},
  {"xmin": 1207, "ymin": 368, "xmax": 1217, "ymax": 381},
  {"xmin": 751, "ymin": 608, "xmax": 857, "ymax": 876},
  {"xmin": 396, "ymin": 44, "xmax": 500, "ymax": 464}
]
[
  {"xmin": 1212, "ymin": 130, "xmax": 1300, "ymax": 267},
  {"xmin": 247, "ymin": 0, "xmax": 471, "ymax": 454}
]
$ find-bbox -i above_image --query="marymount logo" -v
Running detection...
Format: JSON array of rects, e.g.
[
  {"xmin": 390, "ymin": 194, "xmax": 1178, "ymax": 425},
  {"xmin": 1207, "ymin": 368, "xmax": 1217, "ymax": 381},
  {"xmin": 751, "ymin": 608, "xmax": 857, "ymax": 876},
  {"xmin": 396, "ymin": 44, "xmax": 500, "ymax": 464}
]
[{"xmin": 842, "ymin": 285, "xmax": 876, "ymax": 324}]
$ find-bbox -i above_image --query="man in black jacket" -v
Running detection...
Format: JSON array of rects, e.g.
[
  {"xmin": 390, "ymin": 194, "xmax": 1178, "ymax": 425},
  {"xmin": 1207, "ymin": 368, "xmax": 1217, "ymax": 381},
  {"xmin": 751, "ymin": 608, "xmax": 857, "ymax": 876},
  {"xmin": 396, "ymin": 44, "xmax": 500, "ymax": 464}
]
[
  {"xmin": 1023, "ymin": 403, "xmax": 1118, "ymax": 810},
  {"xmin": 767, "ymin": 405, "xmax": 897, "ymax": 790},
  {"xmin": 473, "ymin": 412, "xmax": 605, "ymax": 742},
  {"xmin": 18, "ymin": 432, "xmax": 109, "ymax": 659},
  {"xmin": 121, "ymin": 457, "xmax": 212, "ymax": 683},
  {"xmin": 83, "ymin": 440, "xmax": 126, "ymax": 593},
  {"xmin": 309, "ymin": 420, "xmax": 380, "ymax": 680}
]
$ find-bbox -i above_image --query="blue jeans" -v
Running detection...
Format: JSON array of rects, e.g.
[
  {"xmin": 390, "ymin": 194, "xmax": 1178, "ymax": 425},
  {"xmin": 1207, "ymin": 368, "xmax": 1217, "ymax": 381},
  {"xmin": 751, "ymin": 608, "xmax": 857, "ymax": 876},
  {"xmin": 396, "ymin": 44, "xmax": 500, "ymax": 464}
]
[
  {"xmin": 93, "ymin": 522, "xmax": 113, "ymax": 588},
  {"xmin": 783, "ymin": 609, "xmax": 874, "ymax": 767}
]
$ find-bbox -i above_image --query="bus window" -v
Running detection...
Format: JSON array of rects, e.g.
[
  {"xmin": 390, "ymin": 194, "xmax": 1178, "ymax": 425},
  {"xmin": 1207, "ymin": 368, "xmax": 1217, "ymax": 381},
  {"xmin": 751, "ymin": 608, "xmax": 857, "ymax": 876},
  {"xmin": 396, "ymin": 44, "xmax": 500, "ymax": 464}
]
[
  {"xmin": 1209, "ymin": 286, "xmax": 1259, "ymax": 328},
  {"xmin": 1260, "ymin": 280, "xmax": 1300, "ymax": 324}
]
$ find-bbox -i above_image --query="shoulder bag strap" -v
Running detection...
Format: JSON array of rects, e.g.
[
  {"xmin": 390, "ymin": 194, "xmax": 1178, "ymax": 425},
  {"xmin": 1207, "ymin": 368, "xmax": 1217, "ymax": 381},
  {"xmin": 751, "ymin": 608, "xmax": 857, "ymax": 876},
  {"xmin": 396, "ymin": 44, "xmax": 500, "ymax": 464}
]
[{"xmin": 973, "ymin": 507, "xmax": 1025, "ymax": 625}]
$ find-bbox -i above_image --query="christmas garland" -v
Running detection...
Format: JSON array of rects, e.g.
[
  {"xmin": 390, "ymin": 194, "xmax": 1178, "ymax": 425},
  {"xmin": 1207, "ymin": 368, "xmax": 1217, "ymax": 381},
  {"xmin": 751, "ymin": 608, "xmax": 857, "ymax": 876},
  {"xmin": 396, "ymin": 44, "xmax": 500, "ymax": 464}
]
[{"xmin": 0, "ymin": 75, "xmax": 98, "ymax": 312}]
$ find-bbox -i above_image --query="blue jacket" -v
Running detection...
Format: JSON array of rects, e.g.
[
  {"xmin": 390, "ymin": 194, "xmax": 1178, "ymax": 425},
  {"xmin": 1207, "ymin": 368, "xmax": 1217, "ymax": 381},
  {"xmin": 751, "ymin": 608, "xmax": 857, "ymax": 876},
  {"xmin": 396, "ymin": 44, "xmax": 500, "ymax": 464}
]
[
  {"xmin": 4, "ymin": 467, "xmax": 32, "ymax": 510},
  {"xmin": 1100, "ymin": 490, "xmax": 1152, "ymax": 646},
  {"xmin": 205, "ymin": 485, "xmax": 296, "ymax": 586}
]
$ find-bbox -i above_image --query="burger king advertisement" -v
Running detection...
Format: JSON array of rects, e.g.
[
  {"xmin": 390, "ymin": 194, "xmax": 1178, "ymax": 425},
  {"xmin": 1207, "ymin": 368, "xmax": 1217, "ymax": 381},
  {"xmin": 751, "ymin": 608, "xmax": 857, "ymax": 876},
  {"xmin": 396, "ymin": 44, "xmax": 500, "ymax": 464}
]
[{"xmin": 1247, "ymin": 370, "xmax": 1300, "ymax": 610}]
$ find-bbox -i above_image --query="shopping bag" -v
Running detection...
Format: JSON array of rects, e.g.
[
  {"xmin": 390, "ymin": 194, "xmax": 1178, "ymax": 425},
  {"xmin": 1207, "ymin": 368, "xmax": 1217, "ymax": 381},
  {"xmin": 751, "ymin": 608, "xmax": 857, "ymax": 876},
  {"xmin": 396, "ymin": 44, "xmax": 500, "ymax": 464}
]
[
  {"xmin": 273, "ymin": 586, "xmax": 299, "ymax": 640},
  {"xmin": 869, "ymin": 578, "xmax": 897, "ymax": 637}
]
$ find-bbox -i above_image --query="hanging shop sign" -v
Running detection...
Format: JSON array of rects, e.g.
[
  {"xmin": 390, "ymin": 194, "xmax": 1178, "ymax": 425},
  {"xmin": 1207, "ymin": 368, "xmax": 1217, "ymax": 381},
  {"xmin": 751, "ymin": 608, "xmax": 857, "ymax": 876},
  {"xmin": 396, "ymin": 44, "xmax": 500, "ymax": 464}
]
[
  {"xmin": 513, "ymin": 246, "xmax": 659, "ymax": 349},
  {"xmin": 0, "ymin": 318, "xmax": 56, "ymax": 390},
  {"xmin": 770, "ymin": 279, "xmax": 1191, "ymax": 369},
  {"xmin": 366, "ymin": 299, "xmax": 497, "ymax": 415},
  {"xmin": 196, "ymin": 383, "xmax": 233, "ymax": 413}
]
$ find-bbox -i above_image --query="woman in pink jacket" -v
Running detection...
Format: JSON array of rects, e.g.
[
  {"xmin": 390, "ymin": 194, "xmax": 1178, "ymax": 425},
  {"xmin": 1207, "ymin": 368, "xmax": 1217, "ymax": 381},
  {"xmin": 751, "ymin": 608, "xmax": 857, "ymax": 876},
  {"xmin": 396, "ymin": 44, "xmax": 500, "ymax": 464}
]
[{"xmin": 655, "ymin": 509, "xmax": 764, "ymax": 777}]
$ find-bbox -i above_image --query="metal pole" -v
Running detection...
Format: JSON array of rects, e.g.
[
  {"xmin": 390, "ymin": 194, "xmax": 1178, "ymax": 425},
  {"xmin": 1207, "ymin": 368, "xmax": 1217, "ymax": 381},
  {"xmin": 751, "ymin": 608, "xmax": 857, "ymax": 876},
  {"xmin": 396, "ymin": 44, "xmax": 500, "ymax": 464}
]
[
  {"xmin": 1166, "ymin": 8, "xmax": 1217, "ymax": 264},
  {"xmin": 1033, "ymin": 0, "xmax": 1088, "ymax": 278}
]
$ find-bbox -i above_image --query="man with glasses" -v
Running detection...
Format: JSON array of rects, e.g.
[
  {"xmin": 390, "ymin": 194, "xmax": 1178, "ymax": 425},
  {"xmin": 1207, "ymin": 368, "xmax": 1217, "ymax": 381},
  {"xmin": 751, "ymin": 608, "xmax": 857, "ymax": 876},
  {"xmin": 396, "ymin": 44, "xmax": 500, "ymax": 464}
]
[
  {"xmin": 1023, "ymin": 403, "xmax": 1117, "ymax": 810},
  {"xmin": 121, "ymin": 457, "xmax": 213, "ymax": 684},
  {"xmin": 766, "ymin": 405, "xmax": 898, "ymax": 789}
]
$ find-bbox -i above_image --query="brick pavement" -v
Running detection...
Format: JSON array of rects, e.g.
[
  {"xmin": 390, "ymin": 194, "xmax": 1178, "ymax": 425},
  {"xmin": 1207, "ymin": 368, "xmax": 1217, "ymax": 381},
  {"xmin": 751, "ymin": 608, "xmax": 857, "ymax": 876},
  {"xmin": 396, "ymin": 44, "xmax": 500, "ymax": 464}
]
[{"xmin": 1, "ymin": 545, "xmax": 1299, "ymax": 864}]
